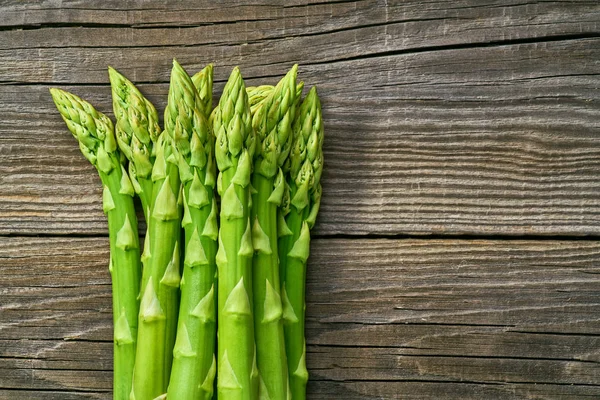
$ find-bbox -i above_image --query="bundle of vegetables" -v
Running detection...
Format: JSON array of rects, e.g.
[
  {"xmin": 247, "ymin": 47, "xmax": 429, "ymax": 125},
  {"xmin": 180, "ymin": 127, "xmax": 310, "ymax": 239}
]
[{"xmin": 50, "ymin": 60, "xmax": 324, "ymax": 400}]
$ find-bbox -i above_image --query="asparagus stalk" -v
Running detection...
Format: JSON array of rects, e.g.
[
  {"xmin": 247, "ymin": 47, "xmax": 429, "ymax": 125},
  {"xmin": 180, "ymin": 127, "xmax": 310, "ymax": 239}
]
[
  {"xmin": 108, "ymin": 67, "xmax": 161, "ymax": 221},
  {"xmin": 50, "ymin": 89, "xmax": 141, "ymax": 400},
  {"xmin": 108, "ymin": 69, "xmax": 160, "ymax": 305},
  {"xmin": 167, "ymin": 64, "xmax": 218, "ymax": 400},
  {"xmin": 278, "ymin": 87, "xmax": 324, "ymax": 400},
  {"xmin": 213, "ymin": 67, "xmax": 257, "ymax": 400},
  {"xmin": 132, "ymin": 61, "xmax": 193, "ymax": 400},
  {"xmin": 250, "ymin": 65, "xmax": 298, "ymax": 400}
]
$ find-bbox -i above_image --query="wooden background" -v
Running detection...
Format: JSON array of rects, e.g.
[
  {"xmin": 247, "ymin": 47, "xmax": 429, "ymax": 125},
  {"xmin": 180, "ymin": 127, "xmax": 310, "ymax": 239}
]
[{"xmin": 1, "ymin": 1, "xmax": 599, "ymax": 398}]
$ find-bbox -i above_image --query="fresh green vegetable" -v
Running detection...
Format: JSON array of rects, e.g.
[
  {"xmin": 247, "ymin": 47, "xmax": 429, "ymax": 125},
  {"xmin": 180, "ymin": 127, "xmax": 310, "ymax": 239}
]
[
  {"xmin": 247, "ymin": 85, "xmax": 274, "ymax": 114},
  {"xmin": 50, "ymin": 62, "xmax": 324, "ymax": 400},
  {"xmin": 108, "ymin": 67, "xmax": 161, "ymax": 221},
  {"xmin": 50, "ymin": 88, "xmax": 141, "ymax": 400},
  {"xmin": 167, "ymin": 64, "xmax": 218, "ymax": 400},
  {"xmin": 213, "ymin": 67, "xmax": 258, "ymax": 400},
  {"xmin": 131, "ymin": 60, "xmax": 192, "ymax": 400},
  {"xmin": 278, "ymin": 87, "xmax": 324, "ymax": 400},
  {"xmin": 250, "ymin": 65, "xmax": 298, "ymax": 400}
]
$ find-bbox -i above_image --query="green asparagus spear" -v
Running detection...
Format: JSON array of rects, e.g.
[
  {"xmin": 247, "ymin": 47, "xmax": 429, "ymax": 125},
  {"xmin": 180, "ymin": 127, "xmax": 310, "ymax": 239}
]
[
  {"xmin": 167, "ymin": 64, "xmax": 218, "ymax": 400},
  {"xmin": 108, "ymin": 67, "xmax": 161, "ymax": 221},
  {"xmin": 213, "ymin": 67, "xmax": 257, "ymax": 400},
  {"xmin": 107, "ymin": 68, "xmax": 160, "ymax": 311},
  {"xmin": 250, "ymin": 65, "xmax": 298, "ymax": 400},
  {"xmin": 278, "ymin": 87, "xmax": 324, "ymax": 400},
  {"xmin": 50, "ymin": 88, "xmax": 141, "ymax": 400},
  {"xmin": 132, "ymin": 60, "xmax": 194, "ymax": 400}
]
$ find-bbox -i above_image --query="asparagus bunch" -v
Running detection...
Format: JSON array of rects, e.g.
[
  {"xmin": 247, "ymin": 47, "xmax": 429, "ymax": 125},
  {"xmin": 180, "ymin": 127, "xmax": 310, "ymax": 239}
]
[
  {"xmin": 50, "ymin": 62, "xmax": 324, "ymax": 400},
  {"xmin": 50, "ymin": 89, "xmax": 142, "ymax": 400},
  {"xmin": 167, "ymin": 64, "xmax": 218, "ymax": 400},
  {"xmin": 213, "ymin": 67, "xmax": 258, "ymax": 399},
  {"xmin": 279, "ymin": 87, "xmax": 324, "ymax": 400}
]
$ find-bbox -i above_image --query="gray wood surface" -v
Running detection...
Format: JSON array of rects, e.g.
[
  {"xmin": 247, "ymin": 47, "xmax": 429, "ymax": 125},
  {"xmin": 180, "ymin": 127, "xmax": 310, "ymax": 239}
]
[
  {"xmin": 1, "ymin": 1, "xmax": 599, "ymax": 399},
  {"xmin": 1, "ymin": 1, "xmax": 599, "ymax": 236},
  {"xmin": 2, "ymin": 237, "xmax": 600, "ymax": 399}
]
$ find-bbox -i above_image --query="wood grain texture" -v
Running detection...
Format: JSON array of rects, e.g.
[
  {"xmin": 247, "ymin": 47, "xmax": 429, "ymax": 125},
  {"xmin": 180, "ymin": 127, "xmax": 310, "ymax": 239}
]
[
  {"xmin": 1, "ymin": 237, "xmax": 599, "ymax": 399},
  {"xmin": 3, "ymin": 0, "xmax": 599, "ymax": 41},
  {"xmin": 4, "ymin": 0, "xmax": 599, "ymax": 25},
  {"xmin": 2, "ymin": 1, "xmax": 600, "ymax": 399},
  {"xmin": 1, "ymin": 0, "xmax": 599, "ymax": 84},
  {"xmin": 1, "ymin": 37, "xmax": 599, "ymax": 235}
]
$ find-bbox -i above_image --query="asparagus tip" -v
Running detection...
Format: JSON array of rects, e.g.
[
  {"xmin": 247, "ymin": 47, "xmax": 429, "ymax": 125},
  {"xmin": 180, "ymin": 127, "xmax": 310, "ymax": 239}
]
[{"xmin": 107, "ymin": 65, "xmax": 121, "ymax": 83}]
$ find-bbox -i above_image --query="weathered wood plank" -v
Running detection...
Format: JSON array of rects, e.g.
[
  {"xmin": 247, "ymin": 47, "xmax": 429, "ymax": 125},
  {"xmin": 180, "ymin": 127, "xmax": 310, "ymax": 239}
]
[
  {"xmin": 1, "ymin": 38, "xmax": 598, "ymax": 236},
  {"xmin": 2, "ymin": 383, "xmax": 600, "ymax": 400},
  {"xmin": 307, "ymin": 381, "xmax": 600, "ymax": 399},
  {"xmin": 2, "ymin": 0, "xmax": 598, "ymax": 42},
  {"xmin": 2, "ymin": 5, "xmax": 600, "ymax": 85},
  {"xmin": 308, "ymin": 346, "xmax": 600, "ymax": 383},
  {"xmin": 0, "ymin": 391, "xmax": 107, "ymax": 400},
  {"xmin": 1, "ymin": 237, "xmax": 599, "ymax": 398},
  {"xmin": 2, "ymin": 0, "xmax": 598, "ymax": 57}
]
